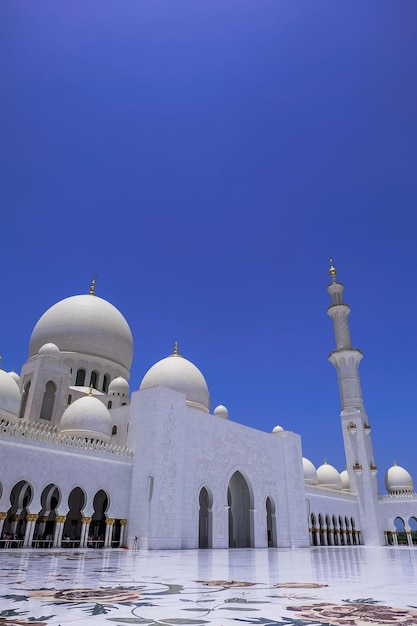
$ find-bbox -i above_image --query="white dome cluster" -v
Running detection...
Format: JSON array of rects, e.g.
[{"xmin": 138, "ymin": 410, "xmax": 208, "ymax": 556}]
[{"xmin": 140, "ymin": 347, "xmax": 210, "ymax": 413}]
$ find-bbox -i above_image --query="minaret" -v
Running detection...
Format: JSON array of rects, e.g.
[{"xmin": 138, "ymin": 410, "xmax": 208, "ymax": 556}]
[{"xmin": 327, "ymin": 260, "xmax": 384, "ymax": 545}]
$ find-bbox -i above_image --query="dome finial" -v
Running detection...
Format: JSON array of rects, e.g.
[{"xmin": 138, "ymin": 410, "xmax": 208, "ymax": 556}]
[
  {"xmin": 329, "ymin": 258, "xmax": 337, "ymax": 277},
  {"xmin": 89, "ymin": 274, "xmax": 98, "ymax": 296},
  {"xmin": 88, "ymin": 385, "xmax": 93, "ymax": 396},
  {"xmin": 173, "ymin": 341, "xmax": 179, "ymax": 356}
]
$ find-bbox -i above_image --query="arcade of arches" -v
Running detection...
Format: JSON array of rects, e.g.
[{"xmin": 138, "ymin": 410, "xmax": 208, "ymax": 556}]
[
  {"xmin": 310, "ymin": 513, "xmax": 361, "ymax": 546},
  {"xmin": 0, "ymin": 481, "xmax": 126, "ymax": 549},
  {"xmin": 385, "ymin": 516, "xmax": 417, "ymax": 546}
]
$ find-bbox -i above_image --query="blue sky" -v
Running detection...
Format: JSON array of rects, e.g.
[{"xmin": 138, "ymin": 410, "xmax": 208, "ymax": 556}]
[{"xmin": 2, "ymin": 1, "xmax": 417, "ymax": 491}]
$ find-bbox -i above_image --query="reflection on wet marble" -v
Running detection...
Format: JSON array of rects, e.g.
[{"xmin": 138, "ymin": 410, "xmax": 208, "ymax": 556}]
[{"xmin": 0, "ymin": 547, "xmax": 416, "ymax": 625}]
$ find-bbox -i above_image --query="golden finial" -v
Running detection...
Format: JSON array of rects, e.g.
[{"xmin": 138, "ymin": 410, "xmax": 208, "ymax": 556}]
[
  {"xmin": 329, "ymin": 258, "xmax": 337, "ymax": 277},
  {"xmin": 89, "ymin": 385, "xmax": 93, "ymax": 396},
  {"xmin": 173, "ymin": 341, "xmax": 179, "ymax": 356},
  {"xmin": 89, "ymin": 274, "xmax": 98, "ymax": 296}
]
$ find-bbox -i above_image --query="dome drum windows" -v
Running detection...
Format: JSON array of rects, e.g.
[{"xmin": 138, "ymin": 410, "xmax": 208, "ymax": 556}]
[
  {"xmin": 89, "ymin": 371, "xmax": 99, "ymax": 389},
  {"xmin": 75, "ymin": 369, "xmax": 86, "ymax": 386}
]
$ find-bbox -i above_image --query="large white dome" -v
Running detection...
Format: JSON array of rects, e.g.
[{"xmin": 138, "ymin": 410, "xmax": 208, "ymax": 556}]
[
  {"xmin": 139, "ymin": 349, "xmax": 210, "ymax": 413},
  {"xmin": 59, "ymin": 394, "xmax": 112, "ymax": 442},
  {"xmin": 29, "ymin": 294, "xmax": 133, "ymax": 371}
]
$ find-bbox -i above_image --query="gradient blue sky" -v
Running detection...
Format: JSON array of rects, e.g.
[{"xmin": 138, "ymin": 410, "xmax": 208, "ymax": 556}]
[{"xmin": 2, "ymin": 2, "xmax": 417, "ymax": 491}]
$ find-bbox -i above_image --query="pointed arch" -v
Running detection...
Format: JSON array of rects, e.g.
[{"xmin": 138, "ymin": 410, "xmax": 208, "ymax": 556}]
[
  {"xmin": 227, "ymin": 470, "xmax": 253, "ymax": 548},
  {"xmin": 198, "ymin": 486, "xmax": 213, "ymax": 549},
  {"xmin": 40, "ymin": 381, "xmax": 56, "ymax": 421}
]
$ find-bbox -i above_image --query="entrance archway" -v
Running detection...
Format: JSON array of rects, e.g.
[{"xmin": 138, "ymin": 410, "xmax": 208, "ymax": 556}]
[{"xmin": 227, "ymin": 471, "xmax": 252, "ymax": 548}]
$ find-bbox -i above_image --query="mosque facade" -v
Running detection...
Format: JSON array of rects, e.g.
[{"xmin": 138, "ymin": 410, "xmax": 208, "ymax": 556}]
[{"xmin": 0, "ymin": 265, "xmax": 416, "ymax": 550}]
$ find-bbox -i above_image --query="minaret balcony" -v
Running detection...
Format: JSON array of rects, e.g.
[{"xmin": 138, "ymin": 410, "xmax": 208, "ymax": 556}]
[{"xmin": 352, "ymin": 462, "xmax": 363, "ymax": 472}]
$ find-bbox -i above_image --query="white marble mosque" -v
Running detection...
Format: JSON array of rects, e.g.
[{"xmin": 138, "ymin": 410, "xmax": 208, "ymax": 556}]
[{"xmin": 0, "ymin": 262, "xmax": 416, "ymax": 552}]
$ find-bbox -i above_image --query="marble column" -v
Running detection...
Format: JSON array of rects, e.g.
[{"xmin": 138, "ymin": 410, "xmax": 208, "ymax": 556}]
[
  {"xmin": 0, "ymin": 512, "xmax": 7, "ymax": 537},
  {"xmin": 10, "ymin": 513, "xmax": 19, "ymax": 537},
  {"xmin": 80, "ymin": 517, "xmax": 92, "ymax": 547},
  {"xmin": 53, "ymin": 516, "xmax": 66, "ymax": 547},
  {"xmin": 37, "ymin": 516, "xmax": 48, "ymax": 538},
  {"xmin": 119, "ymin": 519, "xmax": 126, "ymax": 547},
  {"xmin": 24, "ymin": 514, "xmax": 38, "ymax": 547},
  {"xmin": 105, "ymin": 518, "xmax": 115, "ymax": 548}
]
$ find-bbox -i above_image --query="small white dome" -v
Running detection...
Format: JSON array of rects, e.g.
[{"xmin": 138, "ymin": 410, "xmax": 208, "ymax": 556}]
[
  {"xmin": 108, "ymin": 376, "xmax": 130, "ymax": 397},
  {"xmin": 272, "ymin": 425, "xmax": 284, "ymax": 434},
  {"xmin": 139, "ymin": 348, "xmax": 210, "ymax": 413},
  {"xmin": 59, "ymin": 393, "xmax": 112, "ymax": 442},
  {"xmin": 340, "ymin": 469, "xmax": 350, "ymax": 491},
  {"xmin": 8, "ymin": 371, "xmax": 20, "ymax": 384},
  {"xmin": 385, "ymin": 463, "xmax": 414, "ymax": 494},
  {"xmin": 0, "ymin": 369, "xmax": 21, "ymax": 422},
  {"xmin": 213, "ymin": 405, "xmax": 228, "ymax": 419},
  {"xmin": 303, "ymin": 457, "xmax": 318, "ymax": 485},
  {"xmin": 38, "ymin": 342, "xmax": 60, "ymax": 357},
  {"xmin": 317, "ymin": 461, "xmax": 342, "ymax": 490}
]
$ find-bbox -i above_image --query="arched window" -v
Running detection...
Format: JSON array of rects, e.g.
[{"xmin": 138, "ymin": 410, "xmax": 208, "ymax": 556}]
[
  {"xmin": 102, "ymin": 374, "xmax": 109, "ymax": 393},
  {"xmin": 40, "ymin": 381, "xmax": 56, "ymax": 421},
  {"xmin": 75, "ymin": 369, "xmax": 86, "ymax": 386},
  {"xmin": 111, "ymin": 425, "xmax": 117, "ymax": 436},
  {"xmin": 19, "ymin": 380, "xmax": 31, "ymax": 418},
  {"xmin": 67, "ymin": 394, "xmax": 72, "ymax": 405},
  {"xmin": 90, "ymin": 371, "xmax": 98, "ymax": 389},
  {"xmin": 107, "ymin": 400, "xmax": 112, "ymax": 409}
]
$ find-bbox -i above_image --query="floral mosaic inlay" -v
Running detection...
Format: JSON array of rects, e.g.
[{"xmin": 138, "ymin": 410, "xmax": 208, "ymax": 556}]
[{"xmin": 0, "ymin": 548, "xmax": 415, "ymax": 626}]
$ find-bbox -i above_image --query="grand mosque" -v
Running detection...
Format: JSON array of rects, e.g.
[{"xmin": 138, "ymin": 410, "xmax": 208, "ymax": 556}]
[{"xmin": 0, "ymin": 263, "xmax": 416, "ymax": 550}]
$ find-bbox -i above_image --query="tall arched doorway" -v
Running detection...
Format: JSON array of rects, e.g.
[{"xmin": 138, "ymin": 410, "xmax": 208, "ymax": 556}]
[
  {"xmin": 228, "ymin": 471, "xmax": 252, "ymax": 548},
  {"xmin": 198, "ymin": 487, "xmax": 212, "ymax": 548}
]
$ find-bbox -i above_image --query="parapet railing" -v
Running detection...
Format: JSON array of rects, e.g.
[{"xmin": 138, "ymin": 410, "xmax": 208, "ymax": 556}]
[{"xmin": 0, "ymin": 419, "xmax": 134, "ymax": 458}]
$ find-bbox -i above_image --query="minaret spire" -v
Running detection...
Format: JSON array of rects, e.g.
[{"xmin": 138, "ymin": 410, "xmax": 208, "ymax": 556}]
[{"xmin": 326, "ymin": 262, "xmax": 383, "ymax": 545}]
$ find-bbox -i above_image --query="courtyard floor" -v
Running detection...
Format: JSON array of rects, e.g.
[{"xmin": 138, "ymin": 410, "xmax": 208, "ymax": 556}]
[{"xmin": 0, "ymin": 546, "xmax": 416, "ymax": 625}]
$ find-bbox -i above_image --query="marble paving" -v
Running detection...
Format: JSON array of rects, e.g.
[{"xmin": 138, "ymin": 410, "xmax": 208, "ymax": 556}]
[{"xmin": 0, "ymin": 546, "xmax": 416, "ymax": 625}]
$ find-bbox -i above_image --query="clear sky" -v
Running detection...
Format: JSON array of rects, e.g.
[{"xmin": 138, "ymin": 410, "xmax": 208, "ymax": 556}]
[{"xmin": 2, "ymin": 1, "xmax": 417, "ymax": 491}]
